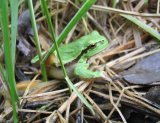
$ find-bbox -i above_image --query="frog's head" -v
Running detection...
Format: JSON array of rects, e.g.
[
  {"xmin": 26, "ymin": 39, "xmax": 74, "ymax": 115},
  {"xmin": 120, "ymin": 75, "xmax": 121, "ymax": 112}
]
[
  {"xmin": 88, "ymin": 31, "xmax": 108, "ymax": 45},
  {"xmin": 86, "ymin": 31, "xmax": 108, "ymax": 56}
]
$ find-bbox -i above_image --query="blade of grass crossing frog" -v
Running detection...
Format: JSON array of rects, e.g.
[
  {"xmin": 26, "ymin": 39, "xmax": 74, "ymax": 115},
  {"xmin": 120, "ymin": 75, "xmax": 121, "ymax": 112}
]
[
  {"xmin": 31, "ymin": 50, "xmax": 47, "ymax": 63},
  {"xmin": 40, "ymin": 0, "xmax": 95, "ymax": 113},
  {"xmin": 120, "ymin": 14, "xmax": 160, "ymax": 41},
  {"xmin": 42, "ymin": 0, "xmax": 97, "ymax": 63},
  {"xmin": 28, "ymin": 0, "xmax": 47, "ymax": 81},
  {"xmin": 65, "ymin": 76, "xmax": 95, "ymax": 114}
]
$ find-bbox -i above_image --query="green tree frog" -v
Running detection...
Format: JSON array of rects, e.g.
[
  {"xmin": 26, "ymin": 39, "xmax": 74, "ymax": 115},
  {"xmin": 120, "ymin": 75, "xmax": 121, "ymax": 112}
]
[{"xmin": 32, "ymin": 31, "xmax": 109, "ymax": 79}]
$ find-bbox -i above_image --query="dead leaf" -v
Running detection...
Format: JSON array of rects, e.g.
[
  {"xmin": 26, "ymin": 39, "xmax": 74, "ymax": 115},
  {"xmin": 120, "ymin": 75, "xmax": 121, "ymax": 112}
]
[
  {"xmin": 122, "ymin": 52, "xmax": 160, "ymax": 84},
  {"xmin": 123, "ymin": 71, "xmax": 160, "ymax": 84},
  {"xmin": 144, "ymin": 86, "xmax": 160, "ymax": 105},
  {"xmin": 18, "ymin": 10, "xmax": 31, "ymax": 37}
]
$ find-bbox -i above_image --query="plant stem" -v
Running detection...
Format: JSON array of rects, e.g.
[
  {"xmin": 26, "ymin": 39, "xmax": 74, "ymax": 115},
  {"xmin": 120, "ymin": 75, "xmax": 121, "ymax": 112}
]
[
  {"xmin": 41, "ymin": 0, "xmax": 96, "ymax": 63},
  {"xmin": 40, "ymin": 0, "xmax": 68, "ymax": 76},
  {"xmin": 28, "ymin": 0, "xmax": 47, "ymax": 81},
  {"xmin": 41, "ymin": 0, "xmax": 71, "ymax": 92},
  {"xmin": 40, "ymin": 0, "xmax": 96, "ymax": 113},
  {"xmin": 0, "ymin": 0, "xmax": 19, "ymax": 122}
]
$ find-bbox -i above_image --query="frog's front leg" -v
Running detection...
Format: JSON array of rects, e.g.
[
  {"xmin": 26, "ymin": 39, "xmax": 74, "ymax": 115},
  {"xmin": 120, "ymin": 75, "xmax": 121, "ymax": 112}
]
[
  {"xmin": 74, "ymin": 59, "xmax": 102, "ymax": 79},
  {"xmin": 74, "ymin": 40, "xmax": 108, "ymax": 79}
]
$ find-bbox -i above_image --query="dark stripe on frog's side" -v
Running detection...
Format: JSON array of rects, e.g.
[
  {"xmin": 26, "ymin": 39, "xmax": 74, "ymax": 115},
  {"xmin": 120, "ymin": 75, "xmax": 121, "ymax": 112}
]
[{"xmin": 75, "ymin": 43, "xmax": 98, "ymax": 62}]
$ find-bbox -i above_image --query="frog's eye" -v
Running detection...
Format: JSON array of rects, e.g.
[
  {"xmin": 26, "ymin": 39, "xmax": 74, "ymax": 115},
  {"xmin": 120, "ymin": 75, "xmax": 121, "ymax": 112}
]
[
  {"xmin": 94, "ymin": 40, "xmax": 104, "ymax": 46},
  {"xmin": 90, "ymin": 44, "xmax": 96, "ymax": 48}
]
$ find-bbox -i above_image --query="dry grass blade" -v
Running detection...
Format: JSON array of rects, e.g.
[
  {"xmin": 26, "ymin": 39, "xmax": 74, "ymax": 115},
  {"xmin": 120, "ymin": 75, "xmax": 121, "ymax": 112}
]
[{"xmin": 46, "ymin": 81, "xmax": 90, "ymax": 122}]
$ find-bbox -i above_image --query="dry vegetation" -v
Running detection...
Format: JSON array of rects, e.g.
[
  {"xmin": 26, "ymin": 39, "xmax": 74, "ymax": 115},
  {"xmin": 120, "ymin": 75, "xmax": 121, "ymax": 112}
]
[{"xmin": 0, "ymin": 0, "xmax": 160, "ymax": 122}]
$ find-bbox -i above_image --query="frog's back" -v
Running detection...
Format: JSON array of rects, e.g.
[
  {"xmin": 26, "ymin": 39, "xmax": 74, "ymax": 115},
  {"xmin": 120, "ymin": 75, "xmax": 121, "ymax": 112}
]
[{"xmin": 59, "ymin": 31, "xmax": 107, "ymax": 64}]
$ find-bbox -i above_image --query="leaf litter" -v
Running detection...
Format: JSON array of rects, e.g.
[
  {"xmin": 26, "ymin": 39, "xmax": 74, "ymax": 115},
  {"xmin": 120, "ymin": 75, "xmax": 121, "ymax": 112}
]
[
  {"xmin": 121, "ymin": 52, "xmax": 160, "ymax": 84},
  {"xmin": 0, "ymin": 0, "xmax": 160, "ymax": 122}
]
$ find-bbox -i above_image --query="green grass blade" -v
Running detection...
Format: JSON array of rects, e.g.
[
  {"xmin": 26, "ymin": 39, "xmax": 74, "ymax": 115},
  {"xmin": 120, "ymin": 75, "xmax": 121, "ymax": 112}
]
[
  {"xmin": 10, "ymin": 0, "xmax": 19, "ymax": 70},
  {"xmin": 0, "ymin": 1, "xmax": 19, "ymax": 122},
  {"xmin": 42, "ymin": 0, "xmax": 97, "ymax": 63},
  {"xmin": 65, "ymin": 76, "xmax": 94, "ymax": 114},
  {"xmin": 28, "ymin": 0, "xmax": 47, "ymax": 81},
  {"xmin": 40, "ymin": 0, "xmax": 68, "ymax": 77},
  {"xmin": 40, "ymin": 0, "xmax": 56, "ymax": 42},
  {"xmin": 40, "ymin": 0, "xmax": 94, "ymax": 112},
  {"xmin": 120, "ymin": 14, "xmax": 160, "ymax": 41}
]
